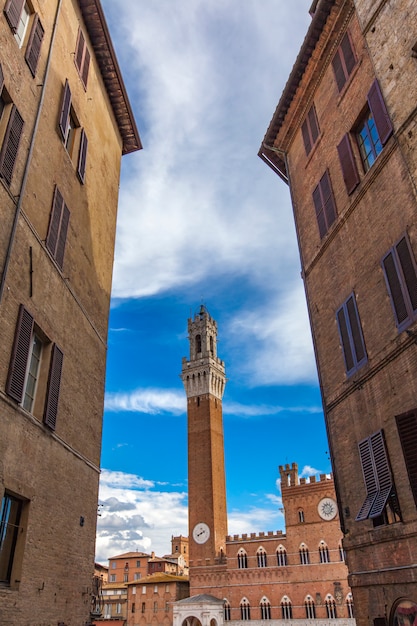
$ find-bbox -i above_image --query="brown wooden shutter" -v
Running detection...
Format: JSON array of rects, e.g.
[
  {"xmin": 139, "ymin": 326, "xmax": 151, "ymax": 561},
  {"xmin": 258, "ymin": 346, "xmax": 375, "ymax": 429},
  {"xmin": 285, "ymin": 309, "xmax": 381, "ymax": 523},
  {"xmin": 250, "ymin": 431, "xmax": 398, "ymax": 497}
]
[
  {"xmin": 396, "ymin": 410, "xmax": 417, "ymax": 506},
  {"xmin": 55, "ymin": 204, "xmax": 70, "ymax": 269},
  {"xmin": 302, "ymin": 119, "xmax": 312, "ymax": 155},
  {"xmin": 332, "ymin": 49, "xmax": 345, "ymax": 92},
  {"xmin": 346, "ymin": 295, "xmax": 366, "ymax": 363},
  {"xmin": 46, "ymin": 187, "xmax": 64, "ymax": 257},
  {"xmin": 382, "ymin": 250, "xmax": 408, "ymax": 325},
  {"xmin": 81, "ymin": 47, "xmax": 90, "ymax": 88},
  {"xmin": 337, "ymin": 134, "xmax": 360, "ymax": 195},
  {"xmin": 25, "ymin": 14, "xmax": 44, "ymax": 76},
  {"xmin": 77, "ymin": 128, "xmax": 88, "ymax": 183},
  {"xmin": 321, "ymin": 170, "xmax": 336, "ymax": 230},
  {"xmin": 0, "ymin": 63, "xmax": 4, "ymax": 93},
  {"xmin": 46, "ymin": 187, "xmax": 69, "ymax": 268},
  {"xmin": 336, "ymin": 306, "xmax": 354, "ymax": 373},
  {"xmin": 4, "ymin": 0, "xmax": 24, "ymax": 32},
  {"xmin": 368, "ymin": 80, "xmax": 393, "ymax": 145},
  {"xmin": 75, "ymin": 28, "xmax": 85, "ymax": 73},
  {"xmin": 6, "ymin": 305, "xmax": 34, "ymax": 403},
  {"xmin": 368, "ymin": 430, "xmax": 392, "ymax": 518},
  {"xmin": 313, "ymin": 184, "xmax": 326, "ymax": 239},
  {"xmin": 58, "ymin": 80, "xmax": 71, "ymax": 140},
  {"xmin": 396, "ymin": 236, "xmax": 417, "ymax": 312},
  {"xmin": 0, "ymin": 105, "xmax": 24, "ymax": 185},
  {"xmin": 340, "ymin": 32, "xmax": 355, "ymax": 76},
  {"xmin": 44, "ymin": 344, "xmax": 63, "ymax": 430},
  {"xmin": 308, "ymin": 106, "xmax": 319, "ymax": 145},
  {"xmin": 356, "ymin": 436, "xmax": 378, "ymax": 521}
]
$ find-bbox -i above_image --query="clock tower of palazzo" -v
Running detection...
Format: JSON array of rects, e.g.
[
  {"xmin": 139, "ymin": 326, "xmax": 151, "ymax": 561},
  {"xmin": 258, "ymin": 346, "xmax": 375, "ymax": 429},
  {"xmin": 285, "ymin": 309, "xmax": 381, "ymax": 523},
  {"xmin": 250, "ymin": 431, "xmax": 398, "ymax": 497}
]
[{"xmin": 181, "ymin": 305, "xmax": 228, "ymax": 567}]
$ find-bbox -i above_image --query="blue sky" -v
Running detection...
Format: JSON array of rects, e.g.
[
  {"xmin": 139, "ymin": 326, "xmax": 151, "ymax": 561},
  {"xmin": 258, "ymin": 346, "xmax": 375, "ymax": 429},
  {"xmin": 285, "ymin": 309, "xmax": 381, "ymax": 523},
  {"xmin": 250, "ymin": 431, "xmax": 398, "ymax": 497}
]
[{"xmin": 96, "ymin": 0, "xmax": 331, "ymax": 564}]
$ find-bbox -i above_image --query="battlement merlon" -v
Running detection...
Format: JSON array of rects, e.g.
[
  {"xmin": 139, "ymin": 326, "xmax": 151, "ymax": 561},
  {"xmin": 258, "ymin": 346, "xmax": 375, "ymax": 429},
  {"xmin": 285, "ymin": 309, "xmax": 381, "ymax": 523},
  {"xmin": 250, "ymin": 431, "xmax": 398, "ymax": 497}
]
[{"xmin": 279, "ymin": 462, "xmax": 333, "ymax": 490}]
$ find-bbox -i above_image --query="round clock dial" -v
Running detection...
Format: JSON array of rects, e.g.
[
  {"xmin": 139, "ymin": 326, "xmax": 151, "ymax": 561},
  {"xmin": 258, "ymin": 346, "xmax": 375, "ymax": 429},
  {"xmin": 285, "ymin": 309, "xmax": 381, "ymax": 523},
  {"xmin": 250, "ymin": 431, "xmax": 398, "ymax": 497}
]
[
  {"xmin": 318, "ymin": 497, "xmax": 337, "ymax": 520},
  {"xmin": 192, "ymin": 522, "xmax": 210, "ymax": 544}
]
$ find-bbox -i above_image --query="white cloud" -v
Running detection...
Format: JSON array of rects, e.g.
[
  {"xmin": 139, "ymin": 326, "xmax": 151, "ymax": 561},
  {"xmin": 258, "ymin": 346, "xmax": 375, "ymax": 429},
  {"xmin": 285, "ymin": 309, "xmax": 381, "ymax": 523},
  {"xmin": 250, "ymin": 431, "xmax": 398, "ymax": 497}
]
[
  {"xmin": 226, "ymin": 285, "xmax": 318, "ymax": 385},
  {"xmin": 104, "ymin": 388, "xmax": 185, "ymax": 414}
]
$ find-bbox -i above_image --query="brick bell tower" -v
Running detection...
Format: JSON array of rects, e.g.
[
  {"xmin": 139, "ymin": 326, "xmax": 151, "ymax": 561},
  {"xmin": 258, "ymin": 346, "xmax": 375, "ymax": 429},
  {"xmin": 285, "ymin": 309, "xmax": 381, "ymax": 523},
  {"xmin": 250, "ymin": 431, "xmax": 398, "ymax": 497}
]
[{"xmin": 181, "ymin": 305, "xmax": 228, "ymax": 567}]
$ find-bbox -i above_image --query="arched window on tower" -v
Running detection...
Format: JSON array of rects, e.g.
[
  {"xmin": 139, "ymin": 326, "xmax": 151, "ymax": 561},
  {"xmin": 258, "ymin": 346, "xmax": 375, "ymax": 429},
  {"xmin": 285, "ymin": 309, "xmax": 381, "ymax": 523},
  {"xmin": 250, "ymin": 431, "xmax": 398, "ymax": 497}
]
[
  {"xmin": 325, "ymin": 595, "xmax": 337, "ymax": 619},
  {"xmin": 299, "ymin": 543, "xmax": 310, "ymax": 565},
  {"xmin": 210, "ymin": 335, "xmax": 214, "ymax": 355},
  {"xmin": 240, "ymin": 598, "xmax": 251, "ymax": 620},
  {"xmin": 281, "ymin": 597, "xmax": 292, "ymax": 620},
  {"xmin": 237, "ymin": 549, "xmax": 248, "ymax": 569},
  {"xmin": 260, "ymin": 597, "xmax": 271, "ymax": 620},
  {"xmin": 346, "ymin": 593, "xmax": 354, "ymax": 618},
  {"xmin": 196, "ymin": 334, "xmax": 202, "ymax": 354},
  {"xmin": 276, "ymin": 545, "xmax": 287, "ymax": 566},
  {"xmin": 257, "ymin": 547, "xmax": 267, "ymax": 568},
  {"xmin": 339, "ymin": 543, "xmax": 345, "ymax": 561},
  {"xmin": 224, "ymin": 600, "xmax": 231, "ymax": 621},
  {"xmin": 305, "ymin": 595, "xmax": 316, "ymax": 619},
  {"xmin": 319, "ymin": 541, "xmax": 330, "ymax": 563},
  {"xmin": 298, "ymin": 509, "xmax": 305, "ymax": 523}
]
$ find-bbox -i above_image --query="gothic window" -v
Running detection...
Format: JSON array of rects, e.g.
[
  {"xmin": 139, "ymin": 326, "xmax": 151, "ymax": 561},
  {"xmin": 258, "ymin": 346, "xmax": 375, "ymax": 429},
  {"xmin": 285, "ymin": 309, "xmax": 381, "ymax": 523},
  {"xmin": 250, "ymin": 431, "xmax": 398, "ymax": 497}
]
[
  {"xmin": 210, "ymin": 335, "xmax": 214, "ymax": 354},
  {"xmin": 319, "ymin": 542, "xmax": 330, "ymax": 563},
  {"xmin": 299, "ymin": 543, "xmax": 310, "ymax": 565},
  {"xmin": 281, "ymin": 597, "xmax": 292, "ymax": 620},
  {"xmin": 257, "ymin": 547, "xmax": 267, "ymax": 568},
  {"xmin": 298, "ymin": 509, "xmax": 305, "ymax": 523},
  {"xmin": 339, "ymin": 544, "xmax": 345, "ymax": 561},
  {"xmin": 346, "ymin": 594, "xmax": 355, "ymax": 618},
  {"xmin": 305, "ymin": 596, "xmax": 316, "ymax": 619},
  {"xmin": 237, "ymin": 549, "xmax": 248, "ymax": 569},
  {"xmin": 325, "ymin": 596, "xmax": 337, "ymax": 619},
  {"xmin": 276, "ymin": 546, "xmax": 287, "ymax": 566},
  {"xmin": 240, "ymin": 598, "xmax": 251, "ymax": 621},
  {"xmin": 260, "ymin": 597, "xmax": 271, "ymax": 620},
  {"xmin": 224, "ymin": 600, "xmax": 231, "ymax": 621}
]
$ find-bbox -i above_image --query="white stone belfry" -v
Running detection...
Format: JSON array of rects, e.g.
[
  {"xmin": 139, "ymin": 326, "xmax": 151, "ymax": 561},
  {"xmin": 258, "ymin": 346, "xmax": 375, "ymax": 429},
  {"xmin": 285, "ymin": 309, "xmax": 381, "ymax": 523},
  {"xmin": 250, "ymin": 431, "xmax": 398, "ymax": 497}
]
[{"xmin": 181, "ymin": 305, "xmax": 226, "ymax": 400}]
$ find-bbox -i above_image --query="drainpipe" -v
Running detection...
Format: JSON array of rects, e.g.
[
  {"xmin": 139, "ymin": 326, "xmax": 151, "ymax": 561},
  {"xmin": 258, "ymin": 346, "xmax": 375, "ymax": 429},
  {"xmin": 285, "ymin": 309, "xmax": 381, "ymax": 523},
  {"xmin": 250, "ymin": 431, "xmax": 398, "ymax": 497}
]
[{"xmin": 0, "ymin": 0, "xmax": 64, "ymax": 304}]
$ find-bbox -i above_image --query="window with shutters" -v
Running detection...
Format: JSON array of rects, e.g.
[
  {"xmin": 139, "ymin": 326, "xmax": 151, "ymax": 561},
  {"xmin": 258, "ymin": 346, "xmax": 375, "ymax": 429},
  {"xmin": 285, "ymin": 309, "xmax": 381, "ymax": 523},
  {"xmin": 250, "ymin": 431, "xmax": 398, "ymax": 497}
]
[
  {"xmin": 302, "ymin": 103, "xmax": 320, "ymax": 156},
  {"xmin": 74, "ymin": 27, "xmax": 90, "ymax": 88},
  {"xmin": 4, "ymin": 0, "xmax": 30, "ymax": 47},
  {"xmin": 338, "ymin": 80, "xmax": 393, "ymax": 193},
  {"xmin": 0, "ymin": 67, "xmax": 24, "ymax": 186},
  {"xmin": 46, "ymin": 186, "xmax": 70, "ymax": 269},
  {"xmin": 58, "ymin": 80, "xmax": 88, "ymax": 183},
  {"xmin": 336, "ymin": 293, "xmax": 367, "ymax": 376},
  {"xmin": 332, "ymin": 31, "xmax": 356, "ymax": 92},
  {"xmin": 4, "ymin": 1, "xmax": 44, "ymax": 75},
  {"xmin": 25, "ymin": 15, "xmax": 44, "ymax": 76},
  {"xmin": 312, "ymin": 169, "xmax": 337, "ymax": 238},
  {"xmin": 6, "ymin": 304, "xmax": 63, "ymax": 430},
  {"xmin": 382, "ymin": 235, "xmax": 417, "ymax": 331},
  {"xmin": 0, "ymin": 492, "xmax": 27, "ymax": 586},
  {"xmin": 356, "ymin": 430, "xmax": 401, "ymax": 526},
  {"xmin": 396, "ymin": 409, "xmax": 417, "ymax": 507}
]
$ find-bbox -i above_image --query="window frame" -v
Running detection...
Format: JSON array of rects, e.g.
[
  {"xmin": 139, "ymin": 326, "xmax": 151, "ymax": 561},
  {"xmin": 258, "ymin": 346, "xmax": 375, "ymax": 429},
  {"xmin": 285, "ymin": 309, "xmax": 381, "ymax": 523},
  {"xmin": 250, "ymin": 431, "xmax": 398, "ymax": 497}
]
[
  {"xmin": 46, "ymin": 186, "xmax": 70, "ymax": 270},
  {"xmin": 74, "ymin": 27, "xmax": 90, "ymax": 88},
  {"xmin": 301, "ymin": 103, "xmax": 320, "ymax": 156},
  {"xmin": 312, "ymin": 169, "xmax": 337, "ymax": 239},
  {"xmin": 336, "ymin": 293, "xmax": 367, "ymax": 376},
  {"xmin": 332, "ymin": 30, "xmax": 356, "ymax": 92},
  {"xmin": 0, "ymin": 492, "xmax": 23, "ymax": 584},
  {"xmin": 396, "ymin": 409, "xmax": 417, "ymax": 507},
  {"xmin": 382, "ymin": 235, "xmax": 417, "ymax": 331}
]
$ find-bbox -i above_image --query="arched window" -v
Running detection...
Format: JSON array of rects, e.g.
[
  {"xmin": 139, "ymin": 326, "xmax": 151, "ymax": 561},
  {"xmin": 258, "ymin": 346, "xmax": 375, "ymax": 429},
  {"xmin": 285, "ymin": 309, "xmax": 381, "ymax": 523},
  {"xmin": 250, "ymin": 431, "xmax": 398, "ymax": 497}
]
[
  {"xmin": 325, "ymin": 595, "xmax": 337, "ymax": 618},
  {"xmin": 281, "ymin": 597, "xmax": 292, "ymax": 620},
  {"xmin": 260, "ymin": 597, "xmax": 271, "ymax": 620},
  {"xmin": 276, "ymin": 545, "xmax": 287, "ymax": 566},
  {"xmin": 196, "ymin": 334, "xmax": 202, "ymax": 353},
  {"xmin": 240, "ymin": 598, "xmax": 251, "ymax": 621},
  {"xmin": 319, "ymin": 541, "xmax": 330, "ymax": 563},
  {"xmin": 339, "ymin": 544, "xmax": 345, "ymax": 561},
  {"xmin": 210, "ymin": 335, "xmax": 214, "ymax": 354},
  {"xmin": 237, "ymin": 549, "xmax": 248, "ymax": 569},
  {"xmin": 305, "ymin": 596, "xmax": 316, "ymax": 619},
  {"xmin": 224, "ymin": 600, "xmax": 231, "ymax": 621},
  {"xmin": 346, "ymin": 593, "xmax": 354, "ymax": 618},
  {"xmin": 299, "ymin": 543, "xmax": 310, "ymax": 565},
  {"xmin": 257, "ymin": 547, "xmax": 267, "ymax": 568},
  {"xmin": 298, "ymin": 509, "xmax": 305, "ymax": 523}
]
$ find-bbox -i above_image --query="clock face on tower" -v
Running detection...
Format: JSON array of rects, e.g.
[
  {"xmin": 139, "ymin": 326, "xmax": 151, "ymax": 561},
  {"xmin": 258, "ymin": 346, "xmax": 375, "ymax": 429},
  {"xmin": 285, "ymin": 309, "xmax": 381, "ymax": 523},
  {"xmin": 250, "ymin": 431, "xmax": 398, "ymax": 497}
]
[
  {"xmin": 318, "ymin": 497, "xmax": 337, "ymax": 520},
  {"xmin": 192, "ymin": 522, "xmax": 210, "ymax": 544}
]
